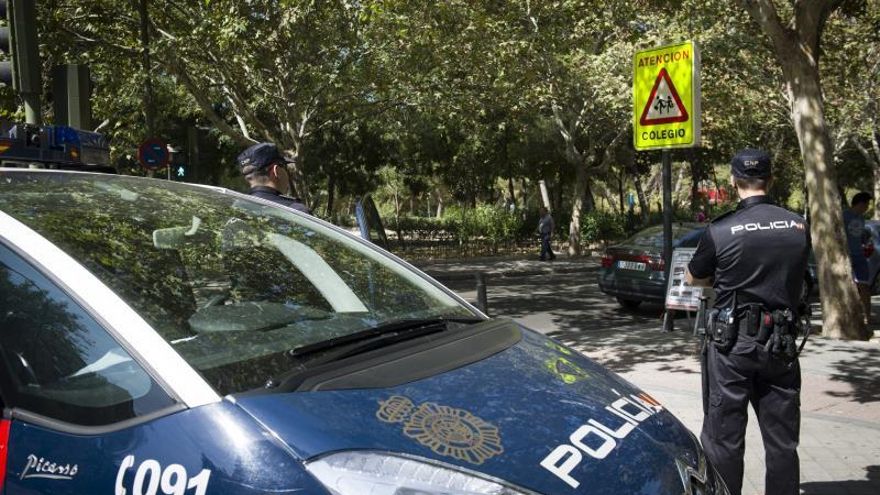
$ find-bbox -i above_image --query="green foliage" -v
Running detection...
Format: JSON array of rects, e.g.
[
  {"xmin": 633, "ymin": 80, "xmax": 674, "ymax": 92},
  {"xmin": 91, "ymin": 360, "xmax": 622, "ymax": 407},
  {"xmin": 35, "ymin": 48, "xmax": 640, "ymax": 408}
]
[
  {"xmin": 386, "ymin": 205, "xmax": 525, "ymax": 249},
  {"xmin": 387, "ymin": 216, "xmax": 457, "ymax": 241},
  {"xmin": 28, "ymin": 0, "xmax": 880, "ymax": 252},
  {"xmin": 451, "ymin": 205, "xmax": 523, "ymax": 245},
  {"xmin": 580, "ymin": 211, "xmax": 627, "ymax": 246}
]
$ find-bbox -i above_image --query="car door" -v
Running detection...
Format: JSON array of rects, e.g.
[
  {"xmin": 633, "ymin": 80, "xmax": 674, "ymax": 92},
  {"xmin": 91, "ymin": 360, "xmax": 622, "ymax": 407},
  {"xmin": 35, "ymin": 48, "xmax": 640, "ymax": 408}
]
[
  {"xmin": 0, "ymin": 240, "xmax": 187, "ymax": 493},
  {"xmin": 0, "ymin": 239, "xmax": 324, "ymax": 495}
]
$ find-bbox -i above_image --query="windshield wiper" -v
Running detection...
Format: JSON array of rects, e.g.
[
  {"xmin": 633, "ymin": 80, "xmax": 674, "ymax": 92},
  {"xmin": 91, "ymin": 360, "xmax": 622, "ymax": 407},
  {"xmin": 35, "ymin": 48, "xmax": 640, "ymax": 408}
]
[
  {"xmin": 263, "ymin": 316, "xmax": 483, "ymax": 389},
  {"xmin": 287, "ymin": 316, "xmax": 483, "ymax": 359}
]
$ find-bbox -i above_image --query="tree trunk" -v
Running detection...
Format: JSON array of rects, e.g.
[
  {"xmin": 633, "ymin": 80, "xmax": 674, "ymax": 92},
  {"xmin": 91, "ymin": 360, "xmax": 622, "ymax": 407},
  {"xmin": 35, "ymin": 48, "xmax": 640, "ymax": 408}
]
[
  {"xmin": 874, "ymin": 162, "xmax": 880, "ymax": 221},
  {"xmin": 672, "ymin": 163, "xmax": 686, "ymax": 209},
  {"xmin": 585, "ymin": 178, "xmax": 596, "ymax": 212},
  {"xmin": 634, "ymin": 174, "xmax": 650, "ymax": 221},
  {"xmin": 602, "ymin": 185, "xmax": 620, "ymax": 214},
  {"xmin": 618, "ymin": 173, "xmax": 625, "ymax": 214},
  {"xmin": 690, "ymin": 150, "xmax": 702, "ymax": 211},
  {"xmin": 553, "ymin": 181, "xmax": 563, "ymax": 215},
  {"xmin": 435, "ymin": 192, "xmax": 444, "ymax": 219},
  {"xmin": 393, "ymin": 191, "xmax": 405, "ymax": 250},
  {"xmin": 284, "ymin": 150, "xmax": 311, "ymax": 206},
  {"xmin": 325, "ymin": 174, "xmax": 336, "ymax": 217},
  {"xmin": 568, "ymin": 162, "xmax": 588, "ymax": 256},
  {"xmin": 784, "ymin": 53, "xmax": 867, "ymax": 340},
  {"xmin": 741, "ymin": 0, "xmax": 867, "ymax": 340},
  {"xmin": 507, "ymin": 176, "xmax": 517, "ymax": 211}
]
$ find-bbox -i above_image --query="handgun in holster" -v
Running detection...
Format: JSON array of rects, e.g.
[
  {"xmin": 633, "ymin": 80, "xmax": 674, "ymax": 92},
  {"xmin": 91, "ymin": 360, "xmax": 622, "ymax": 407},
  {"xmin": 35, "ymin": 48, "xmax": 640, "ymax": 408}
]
[{"xmin": 707, "ymin": 306, "xmax": 737, "ymax": 353}]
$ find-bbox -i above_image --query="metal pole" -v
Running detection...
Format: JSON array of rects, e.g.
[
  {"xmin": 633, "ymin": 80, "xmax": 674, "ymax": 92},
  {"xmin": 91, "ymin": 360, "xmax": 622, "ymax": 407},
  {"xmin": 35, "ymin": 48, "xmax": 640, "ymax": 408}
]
[
  {"xmin": 22, "ymin": 94, "xmax": 40, "ymax": 125},
  {"xmin": 475, "ymin": 272, "xmax": 488, "ymax": 315},
  {"xmin": 13, "ymin": 0, "xmax": 42, "ymax": 125},
  {"xmin": 662, "ymin": 149, "xmax": 675, "ymax": 332}
]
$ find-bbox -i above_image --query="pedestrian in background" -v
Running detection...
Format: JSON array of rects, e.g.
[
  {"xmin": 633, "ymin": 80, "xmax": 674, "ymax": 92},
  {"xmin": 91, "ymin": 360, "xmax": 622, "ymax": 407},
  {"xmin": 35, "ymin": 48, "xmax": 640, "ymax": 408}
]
[
  {"xmin": 236, "ymin": 142, "xmax": 311, "ymax": 214},
  {"xmin": 537, "ymin": 207, "xmax": 556, "ymax": 261},
  {"xmin": 696, "ymin": 205, "xmax": 707, "ymax": 223},
  {"xmin": 686, "ymin": 148, "xmax": 810, "ymax": 495},
  {"xmin": 844, "ymin": 191, "xmax": 873, "ymax": 325}
]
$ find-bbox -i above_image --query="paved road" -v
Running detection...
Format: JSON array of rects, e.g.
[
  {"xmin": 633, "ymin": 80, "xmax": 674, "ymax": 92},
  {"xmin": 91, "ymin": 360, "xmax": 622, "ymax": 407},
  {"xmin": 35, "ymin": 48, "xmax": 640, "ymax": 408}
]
[{"xmin": 418, "ymin": 256, "xmax": 880, "ymax": 495}]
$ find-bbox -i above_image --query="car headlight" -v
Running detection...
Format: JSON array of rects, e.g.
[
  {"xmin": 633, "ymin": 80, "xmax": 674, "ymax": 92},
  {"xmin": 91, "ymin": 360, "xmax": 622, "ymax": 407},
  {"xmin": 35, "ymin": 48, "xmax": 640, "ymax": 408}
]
[{"xmin": 305, "ymin": 451, "xmax": 535, "ymax": 495}]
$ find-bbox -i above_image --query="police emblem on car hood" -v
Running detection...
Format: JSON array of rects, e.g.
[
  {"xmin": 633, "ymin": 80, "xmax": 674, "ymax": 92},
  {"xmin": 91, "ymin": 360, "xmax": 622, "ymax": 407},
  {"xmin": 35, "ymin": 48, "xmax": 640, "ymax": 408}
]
[{"xmin": 377, "ymin": 395, "xmax": 504, "ymax": 465}]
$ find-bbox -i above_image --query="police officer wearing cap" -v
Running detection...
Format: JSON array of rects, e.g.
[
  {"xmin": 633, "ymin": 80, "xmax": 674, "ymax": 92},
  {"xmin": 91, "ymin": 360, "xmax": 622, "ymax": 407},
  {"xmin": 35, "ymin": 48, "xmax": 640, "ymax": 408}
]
[
  {"xmin": 686, "ymin": 149, "xmax": 810, "ymax": 495},
  {"xmin": 236, "ymin": 142, "xmax": 310, "ymax": 214}
]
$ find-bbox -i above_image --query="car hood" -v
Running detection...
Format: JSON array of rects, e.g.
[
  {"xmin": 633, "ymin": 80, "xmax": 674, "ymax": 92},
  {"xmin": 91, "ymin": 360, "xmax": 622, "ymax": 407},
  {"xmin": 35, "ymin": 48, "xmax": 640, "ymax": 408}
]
[{"xmin": 232, "ymin": 323, "xmax": 701, "ymax": 494}]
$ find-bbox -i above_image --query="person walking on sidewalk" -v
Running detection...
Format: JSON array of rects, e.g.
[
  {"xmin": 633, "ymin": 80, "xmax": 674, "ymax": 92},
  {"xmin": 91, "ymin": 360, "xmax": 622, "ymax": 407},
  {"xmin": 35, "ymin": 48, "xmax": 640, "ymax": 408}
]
[
  {"xmin": 537, "ymin": 207, "xmax": 556, "ymax": 261},
  {"xmin": 844, "ymin": 191, "xmax": 873, "ymax": 325},
  {"xmin": 686, "ymin": 149, "xmax": 810, "ymax": 495}
]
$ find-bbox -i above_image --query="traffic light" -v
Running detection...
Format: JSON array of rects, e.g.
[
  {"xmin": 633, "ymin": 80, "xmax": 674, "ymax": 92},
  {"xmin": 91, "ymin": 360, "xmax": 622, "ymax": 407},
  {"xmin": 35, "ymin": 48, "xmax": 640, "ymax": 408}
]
[
  {"xmin": 173, "ymin": 164, "xmax": 187, "ymax": 180},
  {"xmin": 0, "ymin": 0, "xmax": 43, "ymax": 124}
]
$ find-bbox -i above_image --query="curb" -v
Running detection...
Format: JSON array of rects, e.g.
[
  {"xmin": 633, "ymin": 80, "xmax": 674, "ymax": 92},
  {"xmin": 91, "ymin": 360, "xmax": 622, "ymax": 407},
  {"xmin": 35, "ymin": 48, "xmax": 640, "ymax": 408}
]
[{"xmin": 421, "ymin": 262, "xmax": 597, "ymax": 281}]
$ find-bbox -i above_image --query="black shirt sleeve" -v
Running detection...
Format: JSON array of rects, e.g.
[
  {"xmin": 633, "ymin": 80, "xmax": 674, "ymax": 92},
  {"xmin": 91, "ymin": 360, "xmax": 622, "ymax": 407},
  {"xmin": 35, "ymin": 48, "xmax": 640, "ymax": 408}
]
[{"xmin": 687, "ymin": 227, "xmax": 716, "ymax": 279}]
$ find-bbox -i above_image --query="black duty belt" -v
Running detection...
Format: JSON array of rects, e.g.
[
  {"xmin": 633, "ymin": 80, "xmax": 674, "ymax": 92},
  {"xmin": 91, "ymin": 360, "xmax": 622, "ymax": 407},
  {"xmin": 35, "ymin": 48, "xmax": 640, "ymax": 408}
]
[{"xmin": 737, "ymin": 307, "xmax": 799, "ymax": 345}]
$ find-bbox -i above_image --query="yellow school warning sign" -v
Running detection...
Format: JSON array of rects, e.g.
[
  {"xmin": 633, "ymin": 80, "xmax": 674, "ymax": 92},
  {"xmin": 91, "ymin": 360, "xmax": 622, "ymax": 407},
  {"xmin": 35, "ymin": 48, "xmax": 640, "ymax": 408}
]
[{"xmin": 633, "ymin": 41, "xmax": 701, "ymax": 150}]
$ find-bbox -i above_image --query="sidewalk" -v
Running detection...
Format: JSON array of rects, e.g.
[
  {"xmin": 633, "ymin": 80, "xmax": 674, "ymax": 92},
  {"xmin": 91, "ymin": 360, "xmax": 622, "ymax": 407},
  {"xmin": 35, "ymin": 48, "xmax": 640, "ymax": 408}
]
[{"xmin": 413, "ymin": 254, "xmax": 880, "ymax": 495}]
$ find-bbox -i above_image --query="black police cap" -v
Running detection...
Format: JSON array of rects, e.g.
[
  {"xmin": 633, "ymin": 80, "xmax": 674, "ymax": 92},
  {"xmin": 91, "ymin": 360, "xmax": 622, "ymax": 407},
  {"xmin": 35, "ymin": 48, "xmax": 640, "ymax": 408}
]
[
  {"xmin": 731, "ymin": 148, "xmax": 771, "ymax": 178},
  {"xmin": 236, "ymin": 142, "xmax": 291, "ymax": 176}
]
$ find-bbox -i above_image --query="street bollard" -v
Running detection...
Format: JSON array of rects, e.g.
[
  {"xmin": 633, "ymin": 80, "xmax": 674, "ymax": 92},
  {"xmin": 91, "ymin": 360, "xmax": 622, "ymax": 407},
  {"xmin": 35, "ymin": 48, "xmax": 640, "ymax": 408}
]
[
  {"xmin": 662, "ymin": 309, "xmax": 675, "ymax": 332},
  {"xmin": 475, "ymin": 272, "xmax": 488, "ymax": 315}
]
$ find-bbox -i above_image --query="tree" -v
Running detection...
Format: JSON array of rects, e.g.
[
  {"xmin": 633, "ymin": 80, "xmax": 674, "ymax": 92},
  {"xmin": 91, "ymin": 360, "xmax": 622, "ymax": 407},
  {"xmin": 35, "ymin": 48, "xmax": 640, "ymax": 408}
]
[
  {"xmin": 821, "ymin": 0, "xmax": 880, "ymax": 215},
  {"xmin": 740, "ymin": 0, "xmax": 868, "ymax": 339}
]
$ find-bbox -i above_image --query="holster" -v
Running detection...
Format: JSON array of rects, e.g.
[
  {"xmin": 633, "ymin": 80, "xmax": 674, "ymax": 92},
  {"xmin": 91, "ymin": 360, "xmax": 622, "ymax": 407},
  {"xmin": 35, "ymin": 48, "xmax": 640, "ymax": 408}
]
[
  {"xmin": 706, "ymin": 307, "xmax": 737, "ymax": 353},
  {"xmin": 765, "ymin": 308, "xmax": 799, "ymax": 363}
]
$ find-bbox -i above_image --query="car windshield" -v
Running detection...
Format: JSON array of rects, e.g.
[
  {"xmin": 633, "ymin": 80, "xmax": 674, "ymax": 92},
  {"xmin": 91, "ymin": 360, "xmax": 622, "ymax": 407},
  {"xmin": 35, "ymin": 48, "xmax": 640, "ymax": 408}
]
[
  {"xmin": 0, "ymin": 171, "xmax": 474, "ymax": 395},
  {"xmin": 625, "ymin": 224, "xmax": 704, "ymax": 249}
]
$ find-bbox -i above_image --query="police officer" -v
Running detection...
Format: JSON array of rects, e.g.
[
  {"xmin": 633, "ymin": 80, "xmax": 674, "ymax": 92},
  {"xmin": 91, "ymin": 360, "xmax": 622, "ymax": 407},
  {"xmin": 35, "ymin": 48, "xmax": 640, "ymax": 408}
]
[
  {"xmin": 236, "ymin": 142, "xmax": 311, "ymax": 214},
  {"xmin": 686, "ymin": 149, "xmax": 810, "ymax": 495}
]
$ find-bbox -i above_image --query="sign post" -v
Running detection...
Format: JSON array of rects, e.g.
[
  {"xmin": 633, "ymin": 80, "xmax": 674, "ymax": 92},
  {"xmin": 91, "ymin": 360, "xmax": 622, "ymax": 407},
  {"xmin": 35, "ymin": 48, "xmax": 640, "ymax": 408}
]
[{"xmin": 634, "ymin": 40, "xmax": 701, "ymax": 332}]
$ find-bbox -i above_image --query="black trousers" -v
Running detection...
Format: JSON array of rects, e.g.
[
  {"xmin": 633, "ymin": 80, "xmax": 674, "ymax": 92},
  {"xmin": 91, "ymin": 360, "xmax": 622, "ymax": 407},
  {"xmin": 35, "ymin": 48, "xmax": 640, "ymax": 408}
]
[
  {"xmin": 701, "ymin": 335, "xmax": 801, "ymax": 495},
  {"xmin": 539, "ymin": 233, "xmax": 555, "ymax": 260}
]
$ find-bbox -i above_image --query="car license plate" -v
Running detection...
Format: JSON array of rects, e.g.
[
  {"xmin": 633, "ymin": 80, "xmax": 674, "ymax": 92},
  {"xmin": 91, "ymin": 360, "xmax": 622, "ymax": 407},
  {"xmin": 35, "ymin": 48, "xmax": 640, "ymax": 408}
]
[{"xmin": 617, "ymin": 260, "xmax": 646, "ymax": 271}]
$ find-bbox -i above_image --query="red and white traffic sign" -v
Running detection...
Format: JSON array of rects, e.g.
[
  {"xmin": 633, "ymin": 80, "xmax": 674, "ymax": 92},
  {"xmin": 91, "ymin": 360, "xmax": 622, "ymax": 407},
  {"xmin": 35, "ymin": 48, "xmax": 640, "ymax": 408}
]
[
  {"xmin": 639, "ymin": 68, "xmax": 689, "ymax": 126},
  {"xmin": 137, "ymin": 138, "xmax": 170, "ymax": 170}
]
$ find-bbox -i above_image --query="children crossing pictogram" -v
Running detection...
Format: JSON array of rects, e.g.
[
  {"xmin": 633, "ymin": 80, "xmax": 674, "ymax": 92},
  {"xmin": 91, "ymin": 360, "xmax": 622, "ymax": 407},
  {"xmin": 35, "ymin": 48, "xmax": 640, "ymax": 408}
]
[{"xmin": 639, "ymin": 67, "xmax": 689, "ymax": 126}]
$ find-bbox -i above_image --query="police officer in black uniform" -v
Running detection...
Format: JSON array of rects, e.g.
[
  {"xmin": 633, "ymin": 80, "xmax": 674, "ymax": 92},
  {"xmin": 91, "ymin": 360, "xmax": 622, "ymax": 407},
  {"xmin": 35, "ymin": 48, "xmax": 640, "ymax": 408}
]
[
  {"xmin": 236, "ymin": 142, "xmax": 311, "ymax": 214},
  {"xmin": 686, "ymin": 149, "xmax": 810, "ymax": 495}
]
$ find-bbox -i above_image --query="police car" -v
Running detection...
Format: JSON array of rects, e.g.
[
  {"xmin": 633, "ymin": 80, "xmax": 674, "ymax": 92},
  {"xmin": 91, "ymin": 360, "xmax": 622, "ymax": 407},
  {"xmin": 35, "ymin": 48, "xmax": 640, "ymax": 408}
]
[{"xmin": 0, "ymin": 167, "xmax": 729, "ymax": 494}]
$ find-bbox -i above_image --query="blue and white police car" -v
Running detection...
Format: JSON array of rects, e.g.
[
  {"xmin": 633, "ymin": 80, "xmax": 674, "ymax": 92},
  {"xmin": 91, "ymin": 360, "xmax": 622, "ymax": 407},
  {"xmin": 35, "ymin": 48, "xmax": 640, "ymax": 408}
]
[{"xmin": 0, "ymin": 168, "xmax": 728, "ymax": 494}]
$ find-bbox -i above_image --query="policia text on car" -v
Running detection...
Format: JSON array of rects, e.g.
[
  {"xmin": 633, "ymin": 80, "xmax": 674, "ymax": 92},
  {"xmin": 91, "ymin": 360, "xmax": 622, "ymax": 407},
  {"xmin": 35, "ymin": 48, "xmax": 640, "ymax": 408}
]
[{"xmin": 686, "ymin": 149, "xmax": 810, "ymax": 495}]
